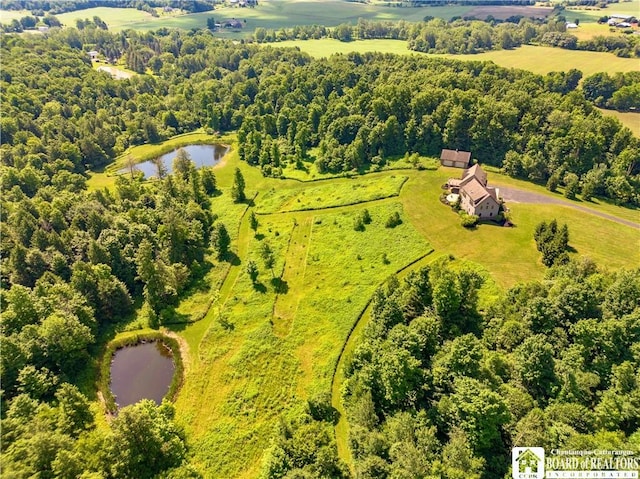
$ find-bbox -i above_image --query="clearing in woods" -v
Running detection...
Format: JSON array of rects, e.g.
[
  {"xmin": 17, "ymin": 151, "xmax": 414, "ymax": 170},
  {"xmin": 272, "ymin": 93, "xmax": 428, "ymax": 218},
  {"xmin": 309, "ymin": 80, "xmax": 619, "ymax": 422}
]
[{"xmin": 111, "ymin": 142, "xmax": 635, "ymax": 477}]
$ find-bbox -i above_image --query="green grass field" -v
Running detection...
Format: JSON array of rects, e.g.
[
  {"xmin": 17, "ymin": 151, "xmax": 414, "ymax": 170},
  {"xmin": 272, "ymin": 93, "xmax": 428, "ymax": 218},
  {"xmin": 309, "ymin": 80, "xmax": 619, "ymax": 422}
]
[
  {"xmin": 0, "ymin": 9, "xmax": 31, "ymax": 23},
  {"xmin": 88, "ymin": 136, "xmax": 639, "ymax": 477},
  {"xmin": 273, "ymin": 39, "xmax": 639, "ymax": 75},
  {"xmin": 255, "ymin": 174, "xmax": 407, "ymax": 213},
  {"xmin": 118, "ymin": 0, "xmax": 472, "ymax": 33},
  {"xmin": 55, "ymin": 7, "xmax": 154, "ymax": 30}
]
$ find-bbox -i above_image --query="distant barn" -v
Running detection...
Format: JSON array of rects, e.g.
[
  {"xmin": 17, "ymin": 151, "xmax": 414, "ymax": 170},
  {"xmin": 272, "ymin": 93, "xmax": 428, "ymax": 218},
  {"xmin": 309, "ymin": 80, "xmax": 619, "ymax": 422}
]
[{"xmin": 440, "ymin": 149, "xmax": 471, "ymax": 168}]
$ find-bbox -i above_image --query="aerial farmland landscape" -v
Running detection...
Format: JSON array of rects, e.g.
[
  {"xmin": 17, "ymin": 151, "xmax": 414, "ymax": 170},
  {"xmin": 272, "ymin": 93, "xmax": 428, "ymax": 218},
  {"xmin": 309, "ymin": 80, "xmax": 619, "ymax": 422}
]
[{"xmin": 0, "ymin": 1, "xmax": 639, "ymax": 478}]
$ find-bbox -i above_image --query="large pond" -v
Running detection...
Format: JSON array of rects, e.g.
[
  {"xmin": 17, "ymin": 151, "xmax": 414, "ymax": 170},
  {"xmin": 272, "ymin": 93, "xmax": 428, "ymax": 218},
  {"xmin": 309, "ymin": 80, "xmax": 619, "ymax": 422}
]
[
  {"xmin": 123, "ymin": 144, "xmax": 229, "ymax": 179},
  {"xmin": 110, "ymin": 341, "xmax": 175, "ymax": 408}
]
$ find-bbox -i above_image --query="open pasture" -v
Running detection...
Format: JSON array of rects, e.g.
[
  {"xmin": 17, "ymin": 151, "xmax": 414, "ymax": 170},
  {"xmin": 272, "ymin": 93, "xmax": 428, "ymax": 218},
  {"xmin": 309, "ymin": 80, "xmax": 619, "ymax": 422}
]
[
  {"xmin": 255, "ymin": 174, "xmax": 407, "ymax": 213},
  {"xmin": 445, "ymin": 44, "xmax": 640, "ymax": 76},
  {"xmin": 466, "ymin": 4, "xmax": 553, "ymax": 20},
  {"xmin": 173, "ymin": 192, "xmax": 431, "ymax": 477},
  {"xmin": 272, "ymin": 39, "xmax": 639, "ymax": 76},
  {"xmin": 0, "ymin": 9, "xmax": 31, "ymax": 23},
  {"xmin": 68, "ymin": 0, "xmax": 472, "ymax": 33},
  {"xmin": 55, "ymin": 7, "xmax": 154, "ymax": 30}
]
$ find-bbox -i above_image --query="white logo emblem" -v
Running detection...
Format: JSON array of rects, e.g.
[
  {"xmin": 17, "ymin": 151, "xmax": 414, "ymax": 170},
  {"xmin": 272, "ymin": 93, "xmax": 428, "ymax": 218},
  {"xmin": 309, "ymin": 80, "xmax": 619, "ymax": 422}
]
[{"xmin": 512, "ymin": 447, "xmax": 545, "ymax": 479}]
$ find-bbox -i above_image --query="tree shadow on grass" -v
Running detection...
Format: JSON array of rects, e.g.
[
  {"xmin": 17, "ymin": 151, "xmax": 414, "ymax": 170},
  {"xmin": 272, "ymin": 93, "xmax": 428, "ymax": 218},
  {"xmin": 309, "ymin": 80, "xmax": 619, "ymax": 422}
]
[
  {"xmin": 252, "ymin": 282, "xmax": 267, "ymax": 294},
  {"xmin": 271, "ymin": 277, "xmax": 289, "ymax": 294},
  {"xmin": 185, "ymin": 259, "xmax": 214, "ymax": 292},
  {"xmin": 218, "ymin": 316, "xmax": 235, "ymax": 331},
  {"xmin": 225, "ymin": 251, "xmax": 241, "ymax": 266},
  {"xmin": 160, "ymin": 307, "xmax": 193, "ymax": 326}
]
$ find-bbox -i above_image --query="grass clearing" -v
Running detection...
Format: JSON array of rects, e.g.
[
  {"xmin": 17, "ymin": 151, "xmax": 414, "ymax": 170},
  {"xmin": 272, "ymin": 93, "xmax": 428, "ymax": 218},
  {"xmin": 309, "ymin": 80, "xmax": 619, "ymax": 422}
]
[
  {"xmin": 173, "ymin": 199, "xmax": 430, "ymax": 478},
  {"xmin": 255, "ymin": 174, "xmax": 407, "ymax": 213},
  {"xmin": 171, "ymin": 189, "xmax": 251, "ymax": 324},
  {"xmin": 0, "ymin": 9, "xmax": 31, "ymax": 23},
  {"xmin": 446, "ymin": 44, "xmax": 640, "ymax": 76},
  {"xmin": 55, "ymin": 7, "xmax": 153, "ymax": 30},
  {"xmin": 598, "ymin": 108, "xmax": 640, "ymax": 137}
]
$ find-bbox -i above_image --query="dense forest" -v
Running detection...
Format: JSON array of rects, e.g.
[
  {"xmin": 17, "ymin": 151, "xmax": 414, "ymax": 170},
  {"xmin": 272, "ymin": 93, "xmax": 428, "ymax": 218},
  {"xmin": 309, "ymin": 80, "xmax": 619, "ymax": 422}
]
[
  {"xmin": 1, "ymin": 24, "xmax": 639, "ymax": 478},
  {"xmin": 338, "ymin": 259, "xmax": 640, "ymax": 478}
]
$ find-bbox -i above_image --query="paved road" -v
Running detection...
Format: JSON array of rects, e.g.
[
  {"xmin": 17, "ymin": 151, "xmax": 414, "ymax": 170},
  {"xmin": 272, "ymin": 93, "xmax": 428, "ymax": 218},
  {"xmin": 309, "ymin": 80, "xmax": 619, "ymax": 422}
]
[{"xmin": 497, "ymin": 185, "xmax": 640, "ymax": 230}]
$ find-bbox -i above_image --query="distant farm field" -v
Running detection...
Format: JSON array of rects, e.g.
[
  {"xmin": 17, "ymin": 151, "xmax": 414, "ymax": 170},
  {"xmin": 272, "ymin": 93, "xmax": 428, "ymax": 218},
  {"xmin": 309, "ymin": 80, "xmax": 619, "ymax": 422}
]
[
  {"xmin": 55, "ymin": 7, "xmax": 154, "ymax": 30},
  {"xmin": 0, "ymin": 9, "xmax": 31, "ymax": 23},
  {"xmin": 273, "ymin": 39, "xmax": 639, "ymax": 76},
  {"xmin": 465, "ymin": 4, "xmax": 552, "ymax": 20},
  {"xmin": 446, "ymin": 45, "xmax": 640, "ymax": 76}
]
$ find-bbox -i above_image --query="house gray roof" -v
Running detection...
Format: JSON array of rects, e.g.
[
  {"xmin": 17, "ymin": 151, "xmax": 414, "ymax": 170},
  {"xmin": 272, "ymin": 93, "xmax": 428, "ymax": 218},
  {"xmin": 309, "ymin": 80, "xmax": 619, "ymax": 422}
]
[
  {"xmin": 440, "ymin": 149, "xmax": 471, "ymax": 165},
  {"xmin": 463, "ymin": 164, "xmax": 487, "ymax": 186}
]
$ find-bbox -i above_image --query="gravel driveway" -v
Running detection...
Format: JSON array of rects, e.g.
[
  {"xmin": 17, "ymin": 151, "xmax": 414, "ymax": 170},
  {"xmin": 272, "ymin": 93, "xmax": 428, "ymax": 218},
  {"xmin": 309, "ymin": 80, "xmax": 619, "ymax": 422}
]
[{"xmin": 496, "ymin": 185, "xmax": 640, "ymax": 230}]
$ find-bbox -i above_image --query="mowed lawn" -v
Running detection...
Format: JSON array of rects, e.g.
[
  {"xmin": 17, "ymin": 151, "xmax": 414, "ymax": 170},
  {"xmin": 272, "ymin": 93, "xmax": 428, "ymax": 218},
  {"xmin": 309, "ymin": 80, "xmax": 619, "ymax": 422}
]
[{"xmin": 400, "ymin": 168, "xmax": 639, "ymax": 288}]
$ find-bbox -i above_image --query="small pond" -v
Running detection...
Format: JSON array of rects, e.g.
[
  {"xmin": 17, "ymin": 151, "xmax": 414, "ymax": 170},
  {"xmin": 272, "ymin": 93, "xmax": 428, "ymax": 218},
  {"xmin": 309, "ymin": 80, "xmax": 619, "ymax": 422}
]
[
  {"xmin": 123, "ymin": 144, "xmax": 229, "ymax": 179},
  {"xmin": 110, "ymin": 341, "xmax": 175, "ymax": 408}
]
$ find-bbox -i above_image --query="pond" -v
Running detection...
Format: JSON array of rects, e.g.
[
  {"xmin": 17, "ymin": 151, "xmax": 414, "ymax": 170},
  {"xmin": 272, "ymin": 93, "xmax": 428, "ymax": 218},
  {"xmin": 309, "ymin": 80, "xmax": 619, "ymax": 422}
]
[
  {"xmin": 110, "ymin": 341, "xmax": 175, "ymax": 408},
  {"xmin": 123, "ymin": 144, "xmax": 229, "ymax": 179}
]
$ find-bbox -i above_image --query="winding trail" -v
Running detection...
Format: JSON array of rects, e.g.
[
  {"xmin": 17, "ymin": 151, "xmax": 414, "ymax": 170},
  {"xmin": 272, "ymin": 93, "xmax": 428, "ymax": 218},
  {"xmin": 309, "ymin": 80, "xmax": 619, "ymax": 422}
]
[{"xmin": 497, "ymin": 185, "xmax": 640, "ymax": 229}]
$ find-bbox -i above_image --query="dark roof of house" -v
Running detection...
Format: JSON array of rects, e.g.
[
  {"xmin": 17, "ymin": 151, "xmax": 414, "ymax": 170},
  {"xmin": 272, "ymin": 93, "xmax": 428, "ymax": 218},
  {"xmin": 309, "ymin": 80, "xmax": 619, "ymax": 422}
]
[
  {"xmin": 440, "ymin": 149, "xmax": 471, "ymax": 164},
  {"xmin": 463, "ymin": 164, "xmax": 487, "ymax": 186},
  {"xmin": 461, "ymin": 179, "xmax": 498, "ymax": 205}
]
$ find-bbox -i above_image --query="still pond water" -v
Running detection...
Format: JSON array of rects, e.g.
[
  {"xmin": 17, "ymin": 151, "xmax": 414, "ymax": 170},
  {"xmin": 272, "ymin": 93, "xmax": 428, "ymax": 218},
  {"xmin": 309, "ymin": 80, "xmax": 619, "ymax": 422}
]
[
  {"xmin": 124, "ymin": 144, "xmax": 229, "ymax": 179},
  {"xmin": 110, "ymin": 341, "xmax": 175, "ymax": 408}
]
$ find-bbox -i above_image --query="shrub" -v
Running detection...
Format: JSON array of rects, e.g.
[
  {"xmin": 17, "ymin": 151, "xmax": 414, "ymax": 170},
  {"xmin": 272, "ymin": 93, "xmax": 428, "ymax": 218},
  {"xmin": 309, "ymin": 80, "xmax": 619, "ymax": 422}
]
[
  {"xmin": 362, "ymin": 209, "xmax": 372, "ymax": 224},
  {"xmin": 459, "ymin": 212, "xmax": 479, "ymax": 228},
  {"xmin": 385, "ymin": 211, "xmax": 402, "ymax": 228}
]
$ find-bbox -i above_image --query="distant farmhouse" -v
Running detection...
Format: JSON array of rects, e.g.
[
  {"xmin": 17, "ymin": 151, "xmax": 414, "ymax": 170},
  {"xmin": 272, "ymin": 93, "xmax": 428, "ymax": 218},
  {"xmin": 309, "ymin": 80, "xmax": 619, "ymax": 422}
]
[
  {"xmin": 440, "ymin": 148, "xmax": 471, "ymax": 169},
  {"xmin": 221, "ymin": 19, "xmax": 243, "ymax": 29},
  {"xmin": 447, "ymin": 163, "xmax": 500, "ymax": 219}
]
